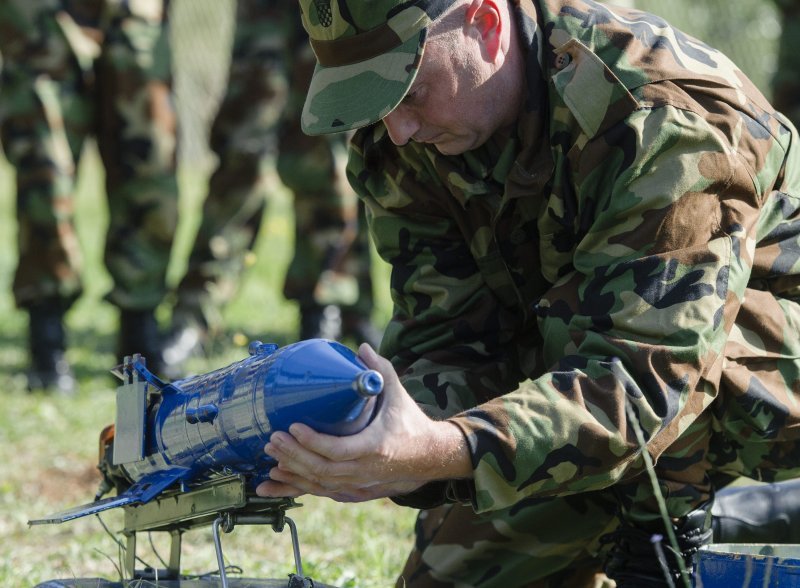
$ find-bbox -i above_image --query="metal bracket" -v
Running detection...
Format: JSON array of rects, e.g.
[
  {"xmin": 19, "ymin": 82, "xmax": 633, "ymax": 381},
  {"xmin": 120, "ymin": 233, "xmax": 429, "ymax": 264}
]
[
  {"xmin": 118, "ymin": 475, "xmax": 310, "ymax": 586},
  {"xmin": 212, "ymin": 512, "xmax": 311, "ymax": 588},
  {"xmin": 113, "ymin": 355, "xmax": 148, "ymax": 465}
]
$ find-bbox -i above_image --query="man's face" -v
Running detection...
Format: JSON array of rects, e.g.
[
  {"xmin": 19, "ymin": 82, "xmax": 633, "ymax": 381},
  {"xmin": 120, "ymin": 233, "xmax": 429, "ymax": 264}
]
[{"xmin": 381, "ymin": 29, "xmax": 505, "ymax": 155}]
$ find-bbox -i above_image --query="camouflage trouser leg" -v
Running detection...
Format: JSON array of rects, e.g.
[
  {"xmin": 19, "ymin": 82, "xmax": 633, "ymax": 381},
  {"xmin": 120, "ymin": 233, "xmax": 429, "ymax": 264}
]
[
  {"xmin": 0, "ymin": 0, "xmax": 89, "ymax": 309},
  {"xmin": 176, "ymin": 1, "xmax": 375, "ymax": 322},
  {"xmin": 772, "ymin": 0, "xmax": 800, "ymax": 127},
  {"xmin": 279, "ymin": 134, "xmax": 363, "ymax": 311},
  {"xmin": 175, "ymin": 0, "xmax": 290, "ymax": 323},
  {"xmin": 175, "ymin": 148, "xmax": 274, "ymax": 327},
  {"xmin": 96, "ymin": 0, "xmax": 178, "ymax": 311},
  {"xmin": 396, "ymin": 492, "xmax": 619, "ymax": 588},
  {"xmin": 283, "ymin": 198, "xmax": 375, "ymax": 319},
  {"xmin": 279, "ymin": 18, "xmax": 374, "ymax": 317},
  {"xmin": 3, "ymin": 77, "xmax": 86, "ymax": 310}
]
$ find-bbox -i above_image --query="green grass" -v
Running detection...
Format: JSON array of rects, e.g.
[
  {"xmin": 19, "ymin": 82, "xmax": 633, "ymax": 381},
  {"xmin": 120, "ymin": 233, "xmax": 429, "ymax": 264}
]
[{"xmin": 0, "ymin": 147, "xmax": 414, "ymax": 587}]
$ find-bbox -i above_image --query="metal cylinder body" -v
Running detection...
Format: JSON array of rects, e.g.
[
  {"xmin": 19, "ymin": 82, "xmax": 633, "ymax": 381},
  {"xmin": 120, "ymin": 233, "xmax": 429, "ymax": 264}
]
[{"xmin": 122, "ymin": 339, "xmax": 382, "ymax": 487}]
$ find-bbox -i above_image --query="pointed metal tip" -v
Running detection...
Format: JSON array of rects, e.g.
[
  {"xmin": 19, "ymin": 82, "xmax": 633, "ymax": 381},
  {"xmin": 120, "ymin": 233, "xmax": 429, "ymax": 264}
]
[{"xmin": 356, "ymin": 370, "xmax": 384, "ymax": 397}]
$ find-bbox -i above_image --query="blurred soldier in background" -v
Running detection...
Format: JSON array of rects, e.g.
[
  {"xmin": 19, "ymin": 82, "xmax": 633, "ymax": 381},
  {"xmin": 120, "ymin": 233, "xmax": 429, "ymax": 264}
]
[
  {"xmin": 164, "ymin": 0, "xmax": 380, "ymax": 370},
  {"xmin": 772, "ymin": 0, "xmax": 800, "ymax": 126},
  {"xmin": 0, "ymin": 0, "xmax": 178, "ymax": 392}
]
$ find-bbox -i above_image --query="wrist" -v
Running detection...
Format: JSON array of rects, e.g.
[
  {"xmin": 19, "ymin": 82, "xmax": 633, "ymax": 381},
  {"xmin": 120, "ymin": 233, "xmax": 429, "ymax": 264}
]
[{"xmin": 425, "ymin": 420, "xmax": 472, "ymax": 480}]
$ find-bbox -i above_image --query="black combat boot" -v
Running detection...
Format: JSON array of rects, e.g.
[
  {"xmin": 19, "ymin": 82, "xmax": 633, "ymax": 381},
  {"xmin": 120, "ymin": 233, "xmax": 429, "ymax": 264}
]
[
  {"xmin": 300, "ymin": 303, "xmax": 343, "ymax": 341},
  {"xmin": 27, "ymin": 300, "xmax": 76, "ymax": 394},
  {"xmin": 713, "ymin": 479, "xmax": 800, "ymax": 543},
  {"xmin": 117, "ymin": 308, "xmax": 165, "ymax": 375},
  {"xmin": 602, "ymin": 502, "xmax": 713, "ymax": 587}
]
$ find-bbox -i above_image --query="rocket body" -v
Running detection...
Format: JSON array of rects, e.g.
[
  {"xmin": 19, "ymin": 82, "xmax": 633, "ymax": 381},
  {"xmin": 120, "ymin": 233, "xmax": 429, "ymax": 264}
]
[
  {"xmin": 29, "ymin": 338, "xmax": 383, "ymax": 525},
  {"xmin": 121, "ymin": 338, "xmax": 382, "ymax": 487}
]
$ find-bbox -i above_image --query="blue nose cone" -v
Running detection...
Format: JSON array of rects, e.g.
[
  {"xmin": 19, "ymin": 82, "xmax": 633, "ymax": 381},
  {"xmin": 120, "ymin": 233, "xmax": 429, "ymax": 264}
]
[{"xmin": 259, "ymin": 338, "xmax": 383, "ymax": 435}]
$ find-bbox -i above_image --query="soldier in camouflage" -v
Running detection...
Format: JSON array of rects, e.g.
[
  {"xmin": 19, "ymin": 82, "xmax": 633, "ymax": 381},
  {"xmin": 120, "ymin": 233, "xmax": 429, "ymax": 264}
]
[
  {"xmin": 252, "ymin": 0, "xmax": 800, "ymax": 586},
  {"xmin": 164, "ymin": 0, "xmax": 379, "ymax": 368},
  {"xmin": 0, "ymin": 0, "xmax": 178, "ymax": 391}
]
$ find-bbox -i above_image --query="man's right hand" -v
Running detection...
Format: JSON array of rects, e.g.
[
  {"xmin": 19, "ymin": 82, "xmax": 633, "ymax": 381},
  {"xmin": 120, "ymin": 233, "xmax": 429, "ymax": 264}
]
[{"xmin": 255, "ymin": 343, "xmax": 472, "ymax": 502}]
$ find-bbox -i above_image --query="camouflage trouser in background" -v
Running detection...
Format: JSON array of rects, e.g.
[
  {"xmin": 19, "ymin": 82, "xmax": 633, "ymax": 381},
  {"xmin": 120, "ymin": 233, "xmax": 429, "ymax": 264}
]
[
  {"xmin": 0, "ymin": 0, "xmax": 178, "ymax": 312},
  {"xmin": 174, "ymin": 0, "xmax": 374, "ymax": 329},
  {"xmin": 772, "ymin": 0, "xmax": 800, "ymax": 127}
]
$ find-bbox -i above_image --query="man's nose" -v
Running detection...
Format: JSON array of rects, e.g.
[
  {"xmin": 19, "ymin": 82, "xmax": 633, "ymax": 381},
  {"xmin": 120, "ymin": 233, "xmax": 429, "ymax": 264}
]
[{"xmin": 383, "ymin": 107, "xmax": 419, "ymax": 146}]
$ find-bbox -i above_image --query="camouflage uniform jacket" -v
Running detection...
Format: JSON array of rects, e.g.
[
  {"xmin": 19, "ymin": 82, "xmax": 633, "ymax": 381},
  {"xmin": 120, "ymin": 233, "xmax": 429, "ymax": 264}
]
[{"xmin": 347, "ymin": 0, "xmax": 800, "ymax": 514}]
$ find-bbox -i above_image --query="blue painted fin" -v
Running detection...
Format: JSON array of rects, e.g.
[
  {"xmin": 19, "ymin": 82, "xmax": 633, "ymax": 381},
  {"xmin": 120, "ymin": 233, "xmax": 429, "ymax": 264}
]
[
  {"xmin": 28, "ymin": 467, "xmax": 190, "ymax": 526},
  {"xmin": 125, "ymin": 467, "xmax": 192, "ymax": 503},
  {"xmin": 28, "ymin": 493, "xmax": 138, "ymax": 525}
]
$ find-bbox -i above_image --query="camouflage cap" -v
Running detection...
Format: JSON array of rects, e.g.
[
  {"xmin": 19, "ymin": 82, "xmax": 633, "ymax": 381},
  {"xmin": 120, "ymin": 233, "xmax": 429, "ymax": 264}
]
[{"xmin": 298, "ymin": 0, "xmax": 455, "ymax": 135}]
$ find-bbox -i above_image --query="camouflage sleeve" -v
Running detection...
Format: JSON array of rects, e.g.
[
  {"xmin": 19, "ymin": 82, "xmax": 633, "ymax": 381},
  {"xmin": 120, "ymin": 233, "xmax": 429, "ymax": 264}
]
[{"xmin": 452, "ymin": 104, "xmax": 765, "ymax": 513}]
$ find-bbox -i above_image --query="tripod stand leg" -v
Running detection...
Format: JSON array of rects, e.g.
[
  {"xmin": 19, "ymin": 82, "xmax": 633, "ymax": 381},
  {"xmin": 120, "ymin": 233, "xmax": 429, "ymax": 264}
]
[{"xmin": 212, "ymin": 515, "xmax": 231, "ymax": 588}]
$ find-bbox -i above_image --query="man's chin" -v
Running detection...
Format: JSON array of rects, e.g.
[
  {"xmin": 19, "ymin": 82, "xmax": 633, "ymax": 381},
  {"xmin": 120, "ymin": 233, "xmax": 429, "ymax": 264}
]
[
  {"xmin": 433, "ymin": 136, "xmax": 482, "ymax": 156},
  {"xmin": 434, "ymin": 141, "xmax": 468, "ymax": 156}
]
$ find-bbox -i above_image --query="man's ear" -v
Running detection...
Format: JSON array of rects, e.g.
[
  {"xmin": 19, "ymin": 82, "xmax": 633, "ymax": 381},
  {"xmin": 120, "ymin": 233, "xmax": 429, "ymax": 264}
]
[{"xmin": 465, "ymin": 0, "xmax": 503, "ymax": 61}]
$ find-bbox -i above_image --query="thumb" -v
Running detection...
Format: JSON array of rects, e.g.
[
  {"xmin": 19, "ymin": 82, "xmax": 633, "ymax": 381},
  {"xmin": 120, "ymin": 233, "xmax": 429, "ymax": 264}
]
[
  {"xmin": 358, "ymin": 342, "xmax": 392, "ymax": 374},
  {"xmin": 358, "ymin": 343, "xmax": 402, "ymax": 401}
]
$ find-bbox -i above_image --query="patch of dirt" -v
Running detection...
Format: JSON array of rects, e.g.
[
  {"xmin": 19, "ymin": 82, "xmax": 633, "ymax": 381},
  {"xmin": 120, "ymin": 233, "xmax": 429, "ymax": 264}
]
[{"xmin": 26, "ymin": 462, "xmax": 102, "ymax": 503}]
